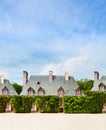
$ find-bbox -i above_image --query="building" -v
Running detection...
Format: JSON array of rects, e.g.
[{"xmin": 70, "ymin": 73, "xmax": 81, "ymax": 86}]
[
  {"xmin": 92, "ymin": 71, "xmax": 106, "ymax": 91},
  {"xmin": 0, "ymin": 75, "xmax": 17, "ymax": 96},
  {"xmin": 21, "ymin": 71, "xmax": 82, "ymax": 96}
]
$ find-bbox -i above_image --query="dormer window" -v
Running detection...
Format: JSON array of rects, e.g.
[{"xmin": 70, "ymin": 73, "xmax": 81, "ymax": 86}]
[
  {"xmin": 76, "ymin": 88, "xmax": 81, "ymax": 96},
  {"xmin": 99, "ymin": 83, "xmax": 105, "ymax": 91},
  {"xmin": 28, "ymin": 87, "xmax": 35, "ymax": 96},
  {"xmin": 37, "ymin": 82, "xmax": 40, "ymax": 85},
  {"xmin": 58, "ymin": 87, "xmax": 64, "ymax": 97},
  {"xmin": 38, "ymin": 87, "xmax": 44, "ymax": 96},
  {"xmin": 2, "ymin": 87, "xmax": 8, "ymax": 96}
]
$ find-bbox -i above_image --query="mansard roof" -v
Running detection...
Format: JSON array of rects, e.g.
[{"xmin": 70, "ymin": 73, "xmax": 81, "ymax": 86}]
[
  {"xmin": 21, "ymin": 75, "xmax": 79, "ymax": 96},
  {"xmin": 0, "ymin": 79, "xmax": 17, "ymax": 95}
]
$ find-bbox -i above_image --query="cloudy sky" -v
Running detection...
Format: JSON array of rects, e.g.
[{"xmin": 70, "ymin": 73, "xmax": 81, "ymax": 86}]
[{"xmin": 0, "ymin": 0, "xmax": 106, "ymax": 84}]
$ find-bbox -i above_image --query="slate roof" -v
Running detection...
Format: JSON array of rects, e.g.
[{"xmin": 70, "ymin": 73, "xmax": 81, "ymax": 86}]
[
  {"xmin": 0, "ymin": 79, "xmax": 17, "ymax": 95},
  {"xmin": 21, "ymin": 75, "xmax": 80, "ymax": 96},
  {"xmin": 92, "ymin": 76, "xmax": 106, "ymax": 91}
]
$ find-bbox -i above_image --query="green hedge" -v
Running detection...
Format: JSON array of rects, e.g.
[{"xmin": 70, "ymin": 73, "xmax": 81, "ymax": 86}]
[
  {"xmin": 0, "ymin": 94, "xmax": 104, "ymax": 113},
  {"xmin": 34, "ymin": 96, "xmax": 60, "ymax": 113},
  {"xmin": 9, "ymin": 96, "xmax": 60, "ymax": 113},
  {"xmin": 63, "ymin": 92, "xmax": 103, "ymax": 113},
  {"xmin": 0, "ymin": 96, "xmax": 8, "ymax": 112},
  {"xmin": 102, "ymin": 92, "xmax": 106, "ymax": 105},
  {"xmin": 10, "ymin": 96, "xmax": 33, "ymax": 113}
]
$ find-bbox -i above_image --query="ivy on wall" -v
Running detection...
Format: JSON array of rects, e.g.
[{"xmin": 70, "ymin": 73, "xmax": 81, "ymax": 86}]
[
  {"xmin": 34, "ymin": 96, "xmax": 60, "ymax": 113},
  {"xmin": 0, "ymin": 96, "xmax": 8, "ymax": 112},
  {"xmin": 9, "ymin": 96, "xmax": 33, "ymax": 113},
  {"xmin": 0, "ymin": 93, "xmax": 105, "ymax": 113},
  {"xmin": 63, "ymin": 92, "xmax": 103, "ymax": 113}
]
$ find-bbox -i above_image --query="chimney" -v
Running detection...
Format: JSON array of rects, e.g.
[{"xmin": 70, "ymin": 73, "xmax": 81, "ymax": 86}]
[
  {"xmin": 94, "ymin": 71, "xmax": 99, "ymax": 82},
  {"xmin": 23, "ymin": 71, "xmax": 28, "ymax": 87},
  {"xmin": 65, "ymin": 71, "xmax": 69, "ymax": 81},
  {"xmin": 0, "ymin": 75, "xmax": 4, "ymax": 84},
  {"xmin": 49, "ymin": 71, "xmax": 53, "ymax": 81}
]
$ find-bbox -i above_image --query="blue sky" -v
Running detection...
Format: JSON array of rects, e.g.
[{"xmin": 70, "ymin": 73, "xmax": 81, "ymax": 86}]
[{"xmin": 0, "ymin": 0, "xmax": 106, "ymax": 84}]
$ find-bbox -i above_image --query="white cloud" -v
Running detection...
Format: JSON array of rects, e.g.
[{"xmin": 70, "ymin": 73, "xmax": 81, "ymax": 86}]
[
  {"xmin": 40, "ymin": 55, "xmax": 88, "ymax": 75},
  {"xmin": 39, "ymin": 36, "xmax": 106, "ymax": 80},
  {"xmin": 1, "ymin": 35, "xmax": 106, "ymax": 83},
  {"xmin": 0, "ymin": 0, "xmax": 106, "ymax": 83}
]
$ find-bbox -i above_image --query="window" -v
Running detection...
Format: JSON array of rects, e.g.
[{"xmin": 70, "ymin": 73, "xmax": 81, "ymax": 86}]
[
  {"xmin": 99, "ymin": 83, "xmax": 105, "ymax": 91},
  {"xmin": 37, "ymin": 82, "xmax": 40, "ymax": 85},
  {"xmin": 2, "ymin": 87, "xmax": 8, "ymax": 96},
  {"xmin": 58, "ymin": 87, "xmax": 64, "ymax": 97},
  {"xmin": 28, "ymin": 87, "xmax": 35, "ymax": 96},
  {"xmin": 76, "ymin": 88, "xmax": 81, "ymax": 96},
  {"xmin": 42, "ymin": 101, "xmax": 46, "ymax": 108},
  {"xmin": 38, "ymin": 87, "xmax": 44, "ymax": 96}
]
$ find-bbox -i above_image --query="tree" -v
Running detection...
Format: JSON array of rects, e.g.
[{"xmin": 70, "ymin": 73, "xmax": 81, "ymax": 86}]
[
  {"xmin": 77, "ymin": 79, "xmax": 93, "ymax": 95},
  {"xmin": 12, "ymin": 82, "xmax": 22, "ymax": 95}
]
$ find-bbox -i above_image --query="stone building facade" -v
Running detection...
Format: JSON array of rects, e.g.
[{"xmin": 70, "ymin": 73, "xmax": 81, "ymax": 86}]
[
  {"xmin": 21, "ymin": 71, "xmax": 82, "ymax": 96},
  {"xmin": 92, "ymin": 71, "xmax": 106, "ymax": 91},
  {"xmin": 0, "ymin": 75, "xmax": 17, "ymax": 96}
]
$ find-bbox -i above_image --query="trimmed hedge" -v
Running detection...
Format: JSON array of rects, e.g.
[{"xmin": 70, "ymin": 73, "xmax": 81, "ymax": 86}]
[
  {"xmin": 10, "ymin": 96, "xmax": 33, "ymax": 113},
  {"xmin": 0, "ymin": 96, "xmax": 8, "ymax": 112},
  {"xmin": 34, "ymin": 96, "xmax": 60, "ymax": 113},
  {"xmin": 0, "ymin": 93, "xmax": 104, "ymax": 113},
  {"xmin": 63, "ymin": 92, "xmax": 103, "ymax": 113},
  {"xmin": 9, "ymin": 96, "xmax": 60, "ymax": 113},
  {"xmin": 103, "ymin": 92, "xmax": 106, "ymax": 105}
]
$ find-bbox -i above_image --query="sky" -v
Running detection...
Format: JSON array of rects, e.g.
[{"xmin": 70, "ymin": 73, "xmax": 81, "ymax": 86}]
[{"xmin": 0, "ymin": 0, "xmax": 106, "ymax": 84}]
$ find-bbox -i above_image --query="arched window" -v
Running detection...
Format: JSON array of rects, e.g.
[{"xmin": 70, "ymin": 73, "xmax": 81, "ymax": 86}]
[
  {"xmin": 2, "ymin": 87, "xmax": 8, "ymax": 96},
  {"xmin": 38, "ymin": 87, "xmax": 44, "ymax": 96},
  {"xmin": 58, "ymin": 87, "xmax": 64, "ymax": 97},
  {"xmin": 76, "ymin": 88, "xmax": 81, "ymax": 96},
  {"xmin": 99, "ymin": 83, "xmax": 105, "ymax": 91},
  {"xmin": 27, "ymin": 87, "xmax": 35, "ymax": 96}
]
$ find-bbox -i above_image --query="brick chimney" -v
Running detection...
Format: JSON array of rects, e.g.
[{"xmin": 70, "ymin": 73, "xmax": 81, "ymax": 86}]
[
  {"xmin": 94, "ymin": 71, "xmax": 99, "ymax": 82},
  {"xmin": 23, "ymin": 71, "xmax": 28, "ymax": 87},
  {"xmin": 0, "ymin": 75, "xmax": 4, "ymax": 84},
  {"xmin": 65, "ymin": 71, "xmax": 69, "ymax": 81},
  {"xmin": 49, "ymin": 71, "xmax": 53, "ymax": 81}
]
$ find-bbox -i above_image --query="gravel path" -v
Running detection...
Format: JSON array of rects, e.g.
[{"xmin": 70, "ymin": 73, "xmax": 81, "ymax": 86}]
[{"xmin": 0, "ymin": 113, "xmax": 106, "ymax": 130}]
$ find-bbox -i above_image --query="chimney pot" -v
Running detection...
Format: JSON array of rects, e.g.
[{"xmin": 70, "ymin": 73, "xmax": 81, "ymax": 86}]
[
  {"xmin": 49, "ymin": 71, "xmax": 53, "ymax": 81},
  {"xmin": 23, "ymin": 71, "xmax": 28, "ymax": 87},
  {"xmin": 65, "ymin": 71, "xmax": 69, "ymax": 81},
  {"xmin": 0, "ymin": 75, "xmax": 4, "ymax": 84},
  {"xmin": 94, "ymin": 71, "xmax": 99, "ymax": 82}
]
